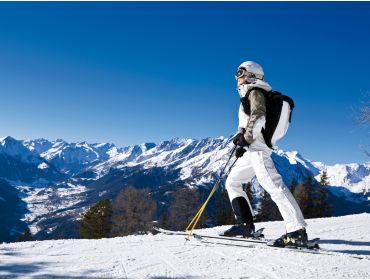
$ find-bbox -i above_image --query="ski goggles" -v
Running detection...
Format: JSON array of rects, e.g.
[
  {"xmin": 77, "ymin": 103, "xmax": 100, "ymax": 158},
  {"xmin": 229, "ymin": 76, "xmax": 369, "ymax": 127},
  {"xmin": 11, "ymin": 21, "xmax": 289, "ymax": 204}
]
[
  {"xmin": 235, "ymin": 67, "xmax": 264, "ymax": 80},
  {"xmin": 235, "ymin": 67, "xmax": 247, "ymax": 79}
]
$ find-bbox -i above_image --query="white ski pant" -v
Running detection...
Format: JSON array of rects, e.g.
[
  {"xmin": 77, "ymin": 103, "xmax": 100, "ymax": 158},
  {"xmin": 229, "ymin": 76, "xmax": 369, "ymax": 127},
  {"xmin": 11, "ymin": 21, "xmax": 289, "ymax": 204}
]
[{"xmin": 225, "ymin": 139, "xmax": 307, "ymax": 233}]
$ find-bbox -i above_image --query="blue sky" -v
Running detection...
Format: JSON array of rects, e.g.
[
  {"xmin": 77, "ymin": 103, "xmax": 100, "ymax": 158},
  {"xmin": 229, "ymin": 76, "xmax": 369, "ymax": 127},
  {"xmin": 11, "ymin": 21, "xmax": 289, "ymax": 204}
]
[{"xmin": 0, "ymin": 2, "xmax": 369, "ymax": 165}]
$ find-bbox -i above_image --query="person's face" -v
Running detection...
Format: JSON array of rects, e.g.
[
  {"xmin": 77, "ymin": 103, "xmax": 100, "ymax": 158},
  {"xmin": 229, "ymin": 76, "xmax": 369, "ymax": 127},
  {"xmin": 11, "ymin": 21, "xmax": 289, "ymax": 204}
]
[{"xmin": 236, "ymin": 76, "xmax": 247, "ymax": 87}]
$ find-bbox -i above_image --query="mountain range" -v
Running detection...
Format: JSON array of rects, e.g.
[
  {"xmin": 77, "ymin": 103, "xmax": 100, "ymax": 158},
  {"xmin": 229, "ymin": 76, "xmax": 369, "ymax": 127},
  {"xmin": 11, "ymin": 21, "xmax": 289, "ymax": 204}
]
[{"xmin": 0, "ymin": 135, "xmax": 369, "ymax": 242}]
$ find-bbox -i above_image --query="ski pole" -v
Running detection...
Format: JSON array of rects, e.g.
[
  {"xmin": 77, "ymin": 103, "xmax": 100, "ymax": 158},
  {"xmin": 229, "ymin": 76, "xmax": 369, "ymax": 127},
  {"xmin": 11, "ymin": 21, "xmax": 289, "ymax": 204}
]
[
  {"xmin": 185, "ymin": 156, "xmax": 239, "ymax": 239},
  {"xmin": 185, "ymin": 147, "xmax": 239, "ymax": 238},
  {"xmin": 185, "ymin": 145, "xmax": 236, "ymax": 233},
  {"xmin": 216, "ymin": 145, "xmax": 238, "ymax": 182}
]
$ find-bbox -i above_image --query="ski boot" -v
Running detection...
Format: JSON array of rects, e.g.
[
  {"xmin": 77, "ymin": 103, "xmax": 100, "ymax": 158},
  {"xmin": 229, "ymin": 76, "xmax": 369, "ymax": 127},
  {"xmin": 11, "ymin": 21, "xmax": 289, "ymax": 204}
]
[
  {"xmin": 221, "ymin": 223, "xmax": 263, "ymax": 238},
  {"xmin": 268, "ymin": 228, "xmax": 308, "ymax": 248}
]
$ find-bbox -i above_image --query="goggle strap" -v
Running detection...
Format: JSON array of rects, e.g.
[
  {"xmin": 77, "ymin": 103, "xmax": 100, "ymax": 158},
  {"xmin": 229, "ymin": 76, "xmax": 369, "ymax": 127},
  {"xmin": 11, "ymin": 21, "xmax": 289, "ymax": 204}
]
[{"xmin": 236, "ymin": 68, "xmax": 264, "ymax": 80}]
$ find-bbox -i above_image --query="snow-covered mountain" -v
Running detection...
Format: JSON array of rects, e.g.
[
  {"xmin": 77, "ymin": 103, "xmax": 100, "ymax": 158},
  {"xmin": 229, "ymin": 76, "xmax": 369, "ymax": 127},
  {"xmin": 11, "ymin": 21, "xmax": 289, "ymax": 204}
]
[
  {"xmin": 23, "ymin": 138, "xmax": 122, "ymax": 175},
  {"xmin": 11, "ymin": 136, "xmax": 370, "ymax": 194},
  {"xmin": 1, "ymin": 136, "xmax": 43, "ymax": 164},
  {"xmin": 0, "ymin": 137, "xmax": 65, "ymax": 185},
  {"xmin": 0, "ymin": 135, "xmax": 369, "ymax": 242},
  {"xmin": 312, "ymin": 161, "xmax": 370, "ymax": 194},
  {"xmin": 91, "ymin": 137, "xmax": 231, "ymax": 186},
  {"xmin": 1, "ymin": 214, "xmax": 370, "ymax": 278}
]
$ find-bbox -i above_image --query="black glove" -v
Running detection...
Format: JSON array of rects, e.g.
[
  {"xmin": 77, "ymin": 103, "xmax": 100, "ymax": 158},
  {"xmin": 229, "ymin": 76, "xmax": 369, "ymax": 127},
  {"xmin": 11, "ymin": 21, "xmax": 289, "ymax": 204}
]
[
  {"xmin": 237, "ymin": 135, "xmax": 250, "ymax": 147},
  {"xmin": 233, "ymin": 133, "xmax": 244, "ymax": 145},
  {"xmin": 235, "ymin": 147, "xmax": 246, "ymax": 158}
]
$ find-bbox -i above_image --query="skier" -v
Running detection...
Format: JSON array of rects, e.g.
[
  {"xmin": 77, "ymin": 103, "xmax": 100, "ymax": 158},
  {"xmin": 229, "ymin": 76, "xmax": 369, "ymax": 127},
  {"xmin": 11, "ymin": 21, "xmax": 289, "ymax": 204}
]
[{"xmin": 222, "ymin": 60, "xmax": 308, "ymax": 248}]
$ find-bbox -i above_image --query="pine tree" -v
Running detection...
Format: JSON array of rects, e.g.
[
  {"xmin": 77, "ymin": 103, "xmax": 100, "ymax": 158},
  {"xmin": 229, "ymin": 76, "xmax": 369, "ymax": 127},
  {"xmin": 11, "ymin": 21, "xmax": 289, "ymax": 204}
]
[
  {"xmin": 293, "ymin": 183, "xmax": 309, "ymax": 218},
  {"xmin": 316, "ymin": 170, "xmax": 332, "ymax": 217},
  {"xmin": 79, "ymin": 198, "xmax": 112, "ymax": 239},
  {"xmin": 16, "ymin": 228, "xmax": 32, "ymax": 242},
  {"xmin": 167, "ymin": 188, "xmax": 206, "ymax": 231},
  {"xmin": 293, "ymin": 175, "xmax": 317, "ymax": 218},
  {"xmin": 319, "ymin": 169, "xmax": 330, "ymax": 186},
  {"xmin": 111, "ymin": 187, "xmax": 156, "ymax": 236},
  {"xmin": 256, "ymin": 190, "xmax": 270, "ymax": 222},
  {"xmin": 256, "ymin": 190, "xmax": 282, "ymax": 222},
  {"xmin": 215, "ymin": 188, "xmax": 235, "ymax": 226},
  {"xmin": 289, "ymin": 178, "xmax": 297, "ymax": 194},
  {"xmin": 160, "ymin": 209, "xmax": 168, "ymax": 229}
]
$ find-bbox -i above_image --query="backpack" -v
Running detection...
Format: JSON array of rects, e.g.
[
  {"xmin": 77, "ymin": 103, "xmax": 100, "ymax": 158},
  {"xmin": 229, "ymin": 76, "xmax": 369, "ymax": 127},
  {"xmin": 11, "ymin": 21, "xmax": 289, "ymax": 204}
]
[{"xmin": 240, "ymin": 88, "xmax": 295, "ymax": 149}]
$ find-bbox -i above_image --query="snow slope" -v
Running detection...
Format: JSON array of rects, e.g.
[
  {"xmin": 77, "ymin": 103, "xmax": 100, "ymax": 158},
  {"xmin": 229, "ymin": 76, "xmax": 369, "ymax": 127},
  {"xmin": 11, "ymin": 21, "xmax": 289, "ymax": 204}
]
[{"xmin": 1, "ymin": 213, "xmax": 369, "ymax": 279}]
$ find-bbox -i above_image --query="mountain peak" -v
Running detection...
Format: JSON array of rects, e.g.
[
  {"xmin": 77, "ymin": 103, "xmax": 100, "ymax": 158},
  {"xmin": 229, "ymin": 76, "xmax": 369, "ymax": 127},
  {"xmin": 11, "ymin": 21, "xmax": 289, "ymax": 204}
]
[
  {"xmin": 0, "ymin": 135, "xmax": 17, "ymax": 144},
  {"xmin": 141, "ymin": 142, "xmax": 156, "ymax": 151},
  {"xmin": 0, "ymin": 136, "xmax": 43, "ymax": 165},
  {"xmin": 54, "ymin": 139, "xmax": 67, "ymax": 144}
]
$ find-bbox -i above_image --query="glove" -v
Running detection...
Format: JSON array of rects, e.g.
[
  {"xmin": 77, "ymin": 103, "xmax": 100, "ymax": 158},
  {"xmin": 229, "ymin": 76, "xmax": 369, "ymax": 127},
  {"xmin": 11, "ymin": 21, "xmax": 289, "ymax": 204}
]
[
  {"xmin": 235, "ymin": 147, "xmax": 246, "ymax": 158},
  {"xmin": 233, "ymin": 133, "xmax": 244, "ymax": 145},
  {"xmin": 237, "ymin": 134, "xmax": 250, "ymax": 148}
]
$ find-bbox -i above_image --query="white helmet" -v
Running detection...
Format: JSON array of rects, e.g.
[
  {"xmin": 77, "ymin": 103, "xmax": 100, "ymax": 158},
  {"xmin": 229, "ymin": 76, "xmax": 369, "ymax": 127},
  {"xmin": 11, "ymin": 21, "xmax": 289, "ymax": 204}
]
[{"xmin": 236, "ymin": 61, "xmax": 264, "ymax": 83}]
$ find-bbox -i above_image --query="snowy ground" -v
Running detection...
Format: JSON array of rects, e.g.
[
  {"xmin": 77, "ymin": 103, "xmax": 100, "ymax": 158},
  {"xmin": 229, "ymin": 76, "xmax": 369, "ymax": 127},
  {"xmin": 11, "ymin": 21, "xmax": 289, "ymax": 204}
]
[{"xmin": 1, "ymin": 214, "xmax": 370, "ymax": 279}]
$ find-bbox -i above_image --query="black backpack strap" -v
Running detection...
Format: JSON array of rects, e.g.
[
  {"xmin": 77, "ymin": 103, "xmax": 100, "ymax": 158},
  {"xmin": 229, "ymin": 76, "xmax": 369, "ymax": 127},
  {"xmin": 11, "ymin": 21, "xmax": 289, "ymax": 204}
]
[
  {"xmin": 240, "ymin": 89, "xmax": 253, "ymax": 115},
  {"xmin": 240, "ymin": 87, "xmax": 270, "ymax": 117}
]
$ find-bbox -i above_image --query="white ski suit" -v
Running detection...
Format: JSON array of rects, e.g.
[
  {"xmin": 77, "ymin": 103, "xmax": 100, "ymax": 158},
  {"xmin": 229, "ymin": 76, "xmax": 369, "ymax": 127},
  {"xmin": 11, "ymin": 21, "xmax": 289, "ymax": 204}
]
[{"xmin": 226, "ymin": 80, "xmax": 307, "ymax": 233}]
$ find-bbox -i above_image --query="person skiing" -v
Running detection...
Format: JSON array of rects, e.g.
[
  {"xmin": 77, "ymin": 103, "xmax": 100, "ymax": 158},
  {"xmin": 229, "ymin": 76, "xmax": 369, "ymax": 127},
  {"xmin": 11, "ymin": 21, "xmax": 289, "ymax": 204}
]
[{"xmin": 222, "ymin": 60, "xmax": 308, "ymax": 248}]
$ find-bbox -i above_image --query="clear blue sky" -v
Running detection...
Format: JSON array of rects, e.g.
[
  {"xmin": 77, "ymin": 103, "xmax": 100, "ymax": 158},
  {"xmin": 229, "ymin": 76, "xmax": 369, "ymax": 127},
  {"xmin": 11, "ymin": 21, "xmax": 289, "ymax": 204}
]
[{"xmin": 0, "ymin": 2, "xmax": 369, "ymax": 165}]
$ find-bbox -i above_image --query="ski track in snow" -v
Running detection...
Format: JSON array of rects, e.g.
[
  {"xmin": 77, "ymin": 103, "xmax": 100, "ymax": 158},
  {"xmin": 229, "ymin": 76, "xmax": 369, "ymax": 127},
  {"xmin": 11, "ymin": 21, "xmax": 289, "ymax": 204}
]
[
  {"xmin": 1, "ymin": 214, "xmax": 370, "ymax": 278},
  {"xmin": 112, "ymin": 238, "xmax": 128, "ymax": 278}
]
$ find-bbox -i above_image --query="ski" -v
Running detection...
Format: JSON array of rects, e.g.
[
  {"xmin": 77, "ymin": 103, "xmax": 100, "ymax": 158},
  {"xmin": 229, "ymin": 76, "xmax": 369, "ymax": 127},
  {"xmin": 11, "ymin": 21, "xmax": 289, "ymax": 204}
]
[
  {"xmin": 155, "ymin": 227, "xmax": 327, "ymax": 256},
  {"xmin": 152, "ymin": 227, "xmax": 266, "ymax": 245},
  {"xmin": 153, "ymin": 227, "xmax": 320, "ymax": 248},
  {"xmin": 195, "ymin": 236, "xmax": 369, "ymax": 260},
  {"xmin": 191, "ymin": 232, "xmax": 321, "ymax": 252},
  {"xmin": 153, "ymin": 227, "xmax": 369, "ymax": 260},
  {"xmin": 154, "ymin": 227, "xmax": 317, "ymax": 248}
]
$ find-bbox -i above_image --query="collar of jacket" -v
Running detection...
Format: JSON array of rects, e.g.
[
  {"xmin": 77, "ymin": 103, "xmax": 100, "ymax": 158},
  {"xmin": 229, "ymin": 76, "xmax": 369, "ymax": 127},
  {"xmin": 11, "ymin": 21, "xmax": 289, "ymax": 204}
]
[{"xmin": 237, "ymin": 79, "xmax": 272, "ymax": 98}]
